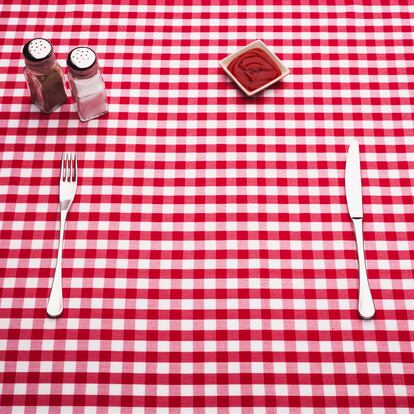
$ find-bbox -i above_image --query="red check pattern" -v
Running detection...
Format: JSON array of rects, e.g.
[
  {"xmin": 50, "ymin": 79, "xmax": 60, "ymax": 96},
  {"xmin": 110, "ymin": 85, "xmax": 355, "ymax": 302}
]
[{"xmin": 1, "ymin": 1, "xmax": 414, "ymax": 413}]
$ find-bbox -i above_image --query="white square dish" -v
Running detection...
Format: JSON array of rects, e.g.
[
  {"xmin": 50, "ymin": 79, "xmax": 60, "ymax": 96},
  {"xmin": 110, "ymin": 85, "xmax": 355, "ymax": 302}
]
[{"xmin": 219, "ymin": 39, "xmax": 289, "ymax": 96}]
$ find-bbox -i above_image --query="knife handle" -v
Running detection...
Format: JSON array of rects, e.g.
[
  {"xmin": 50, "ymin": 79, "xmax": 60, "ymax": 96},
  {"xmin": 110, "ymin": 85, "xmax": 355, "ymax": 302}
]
[{"xmin": 352, "ymin": 218, "xmax": 375, "ymax": 320}]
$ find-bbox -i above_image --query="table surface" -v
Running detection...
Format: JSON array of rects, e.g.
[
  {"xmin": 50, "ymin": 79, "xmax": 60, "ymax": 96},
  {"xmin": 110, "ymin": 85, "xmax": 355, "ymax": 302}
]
[{"xmin": 1, "ymin": 1, "xmax": 414, "ymax": 413}]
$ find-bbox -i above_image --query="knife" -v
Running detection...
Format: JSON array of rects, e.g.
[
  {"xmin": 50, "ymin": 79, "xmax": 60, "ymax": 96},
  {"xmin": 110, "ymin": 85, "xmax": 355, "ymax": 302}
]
[{"xmin": 345, "ymin": 140, "xmax": 375, "ymax": 319}]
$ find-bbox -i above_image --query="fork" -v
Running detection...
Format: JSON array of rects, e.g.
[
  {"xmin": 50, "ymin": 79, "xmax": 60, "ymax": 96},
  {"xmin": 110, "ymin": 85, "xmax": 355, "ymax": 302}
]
[{"xmin": 47, "ymin": 153, "xmax": 78, "ymax": 318}]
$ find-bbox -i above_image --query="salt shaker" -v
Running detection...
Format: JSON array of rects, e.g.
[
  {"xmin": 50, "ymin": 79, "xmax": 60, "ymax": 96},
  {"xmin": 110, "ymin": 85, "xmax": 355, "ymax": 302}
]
[
  {"xmin": 67, "ymin": 47, "xmax": 108, "ymax": 122},
  {"xmin": 22, "ymin": 38, "xmax": 67, "ymax": 113}
]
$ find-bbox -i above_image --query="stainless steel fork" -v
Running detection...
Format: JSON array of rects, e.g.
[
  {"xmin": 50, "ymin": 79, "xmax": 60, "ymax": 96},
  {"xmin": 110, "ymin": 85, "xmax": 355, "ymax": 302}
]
[{"xmin": 47, "ymin": 153, "xmax": 78, "ymax": 318}]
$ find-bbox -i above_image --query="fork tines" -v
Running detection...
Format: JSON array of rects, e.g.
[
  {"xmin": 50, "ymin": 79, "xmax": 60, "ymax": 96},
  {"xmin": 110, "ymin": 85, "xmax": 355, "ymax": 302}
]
[{"xmin": 61, "ymin": 152, "xmax": 77, "ymax": 182}]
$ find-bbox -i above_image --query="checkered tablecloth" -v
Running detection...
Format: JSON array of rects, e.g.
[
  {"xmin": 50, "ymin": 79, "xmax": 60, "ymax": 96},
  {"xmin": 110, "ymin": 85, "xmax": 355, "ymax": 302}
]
[{"xmin": 1, "ymin": 1, "xmax": 414, "ymax": 413}]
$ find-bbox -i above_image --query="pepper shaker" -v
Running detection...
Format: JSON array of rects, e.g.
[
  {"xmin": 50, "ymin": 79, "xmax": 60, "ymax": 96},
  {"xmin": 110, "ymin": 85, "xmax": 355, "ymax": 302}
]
[
  {"xmin": 22, "ymin": 38, "xmax": 67, "ymax": 113},
  {"xmin": 67, "ymin": 47, "xmax": 108, "ymax": 122}
]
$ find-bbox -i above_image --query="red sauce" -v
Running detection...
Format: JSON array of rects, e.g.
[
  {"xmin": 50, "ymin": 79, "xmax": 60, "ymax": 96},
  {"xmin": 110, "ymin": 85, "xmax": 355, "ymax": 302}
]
[{"xmin": 228, "ymin": 48, "xmax": 281, "ymax": 92}]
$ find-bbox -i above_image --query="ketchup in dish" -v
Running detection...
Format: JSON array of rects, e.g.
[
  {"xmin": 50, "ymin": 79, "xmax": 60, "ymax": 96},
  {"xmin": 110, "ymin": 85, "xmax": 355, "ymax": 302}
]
[{"xmin": 227, "ymin": 47, "xmax": 281, "ymax": 92}]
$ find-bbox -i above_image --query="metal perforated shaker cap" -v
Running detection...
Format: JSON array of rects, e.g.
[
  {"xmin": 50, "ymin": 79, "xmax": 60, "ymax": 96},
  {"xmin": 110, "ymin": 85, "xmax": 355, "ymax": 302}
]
[
  {"xmin": 23, "ymin": 38, "xmax": 53, "ymax": 62},
  {"xmin": 67, "ymin": 47, "xmax": 97, "ymax": 73}
]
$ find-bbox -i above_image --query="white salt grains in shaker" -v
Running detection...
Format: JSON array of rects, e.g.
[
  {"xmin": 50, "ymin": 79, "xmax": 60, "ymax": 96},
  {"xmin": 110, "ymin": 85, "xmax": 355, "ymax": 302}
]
[{"xmin": 67, "ymin": 47, "xmax": 108, "ymax": 122}]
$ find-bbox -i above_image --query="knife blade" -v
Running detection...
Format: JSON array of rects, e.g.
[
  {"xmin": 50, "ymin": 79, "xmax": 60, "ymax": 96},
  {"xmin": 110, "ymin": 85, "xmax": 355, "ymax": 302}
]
[
  {"xmin": 345, "ymin": 140, "xmax": 363, "ymax": 219},
  {"xmin": 345, "ymin": 140, "xmax": 375, "ymax": 319}
]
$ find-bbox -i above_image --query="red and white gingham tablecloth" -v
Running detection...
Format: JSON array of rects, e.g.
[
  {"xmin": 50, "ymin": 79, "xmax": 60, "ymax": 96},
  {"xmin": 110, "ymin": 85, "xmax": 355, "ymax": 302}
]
[{"xmin": 1, "ymin": 1, "xmax": 414, "ymax": 412}]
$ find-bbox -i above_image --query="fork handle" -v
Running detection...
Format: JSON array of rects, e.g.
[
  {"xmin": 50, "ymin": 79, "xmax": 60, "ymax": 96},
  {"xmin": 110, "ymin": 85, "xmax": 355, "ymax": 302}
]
[
  {"xmin": 47, "ymin": 210, "xmax": 67, "ymax": 318},
  {"xmin": 352, "ymin": 218, "xmax": 375, "ymax": 320}
]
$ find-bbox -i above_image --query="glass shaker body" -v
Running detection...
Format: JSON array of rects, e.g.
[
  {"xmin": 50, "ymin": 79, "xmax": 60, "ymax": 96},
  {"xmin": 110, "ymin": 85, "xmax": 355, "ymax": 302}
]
[
  {"xmin": 67, "ymin": 47, "xmax": 108, "ymax": 122},
  {"xmin": 23, "ymin": 38, "xmax": 67, "ymax": 113}
]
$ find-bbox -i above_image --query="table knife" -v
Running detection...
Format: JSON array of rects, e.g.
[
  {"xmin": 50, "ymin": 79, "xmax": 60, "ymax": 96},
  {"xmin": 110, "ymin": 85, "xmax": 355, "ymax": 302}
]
[{"xmin": 345, "ymin": 140, "xmax": 375, "ymax": 320}]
